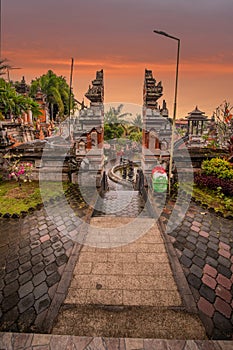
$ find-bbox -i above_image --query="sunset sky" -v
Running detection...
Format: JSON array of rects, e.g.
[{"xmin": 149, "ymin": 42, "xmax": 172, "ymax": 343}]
[{"xmin": 2, "ymin": 0, "xmax": 233, "ymax": 118}]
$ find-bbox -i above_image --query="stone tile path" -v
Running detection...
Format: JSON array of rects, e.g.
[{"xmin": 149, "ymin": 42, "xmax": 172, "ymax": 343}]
[
  {"xmin": 0, "ymin": 181, "xmax": 232, "ymax": 341},
  {"xmin": 93, "ymin": 190, "xmax": 150, "ymax": 217},
  {"xmin": 62, "ymin": 217, "xmax": 181, "ymax": 306},
  {"xmin": 0, "ymin": 194, "xmax": 88, "ymax": 333},
  {"xmin": 52, "ymin": 217, "xmax": 206, "ymax": 338},
  {"xmin": 1, "ymin": 332, "xmax": 233, "ymax": 349},
  {"xmin": 160, "ymin": 200, "xmax": 233, "ymax": 340}
]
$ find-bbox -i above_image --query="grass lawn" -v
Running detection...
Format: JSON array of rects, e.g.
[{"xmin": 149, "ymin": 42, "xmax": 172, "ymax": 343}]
[{"xmin": 0, "ymin": 181, "xmax": 69, "ymax": 215}]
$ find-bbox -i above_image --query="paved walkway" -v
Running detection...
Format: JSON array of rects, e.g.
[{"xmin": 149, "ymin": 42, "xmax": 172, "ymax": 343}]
[
  {"xmin": 93, "ymin": 190, "xmax": 149, "ymax": 217},
  {"xmin": 52, "ymin": 217, "xmax": 206, "ymax": 338},
  {"xmin": 0, "ymin": 183, "xmax": 232, "ymax": 341},
  {"xmin": 0, "ymin": 191, "xmax": 89, "ymax": 333},
  {"xmin": 0, "ymin": 332, "xmax": 232, "ymax": 349},
  {"xmin": 160, "ymin": 199, "xmax": 233, "ymax": 340}
]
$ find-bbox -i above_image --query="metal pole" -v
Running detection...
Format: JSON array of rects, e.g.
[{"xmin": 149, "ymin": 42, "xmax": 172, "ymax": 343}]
[
  {"xmin": 169, "ymin": 38, "xmax": 180, "ymax": 196},
  {"xmin": 0, "ymin": 0, "xmax": 2, "ymax": 59},
  {"xmin": 153, "ymin": 30, "xmax": 180, "ymax": 196},
  {"xmin": 68, "ymin": 57, "xmax": 74, "ymax": 140}
]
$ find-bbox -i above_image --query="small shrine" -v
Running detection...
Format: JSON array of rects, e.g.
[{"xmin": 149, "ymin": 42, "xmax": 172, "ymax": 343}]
[
  {"xmin": 15, "ymin": 76, "xmax": 29, "ymax": 95},
  {"xmin": 35, "ymin": 87, "xmax": 48, "ymax": 123},
  {"xmin": 186, "ymin": 106, "xmax": 208, "ymax": 146}
]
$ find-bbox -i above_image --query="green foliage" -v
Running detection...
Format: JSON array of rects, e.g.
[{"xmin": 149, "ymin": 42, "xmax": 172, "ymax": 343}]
[
  {"xmin": 3, "ymin": 153, "xmax": 33, "ymax": 185},
  {"xmin": 201, "ymin": 158, "xmax": 233, "ymax": 180},
  {"xmin": 0, "ymin": 78, "xmax": 41, "ymax": 118},
  {"xmin": 129, "ymin": 131, "xmax": 142, "ymax": 143},
  {"xmin": 104, "ymin": 104, "xmax": 132, "ymax": 140},
  {"xmin": 184, "ymin": 183, "xmax": 233, "ymax": 218},
  {"xmin": 30, "ymin": 70, "xmax": 75, "ymax": 120},
  {"xmin": 104, "ymin": 123, "xmax": 124, "ymax": 140}
]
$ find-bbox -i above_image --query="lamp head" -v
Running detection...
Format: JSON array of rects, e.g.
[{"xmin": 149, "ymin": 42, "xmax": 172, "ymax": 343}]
[{"xmin": 153, "ymin": 30, "xmax": 169, "ymax": 37}]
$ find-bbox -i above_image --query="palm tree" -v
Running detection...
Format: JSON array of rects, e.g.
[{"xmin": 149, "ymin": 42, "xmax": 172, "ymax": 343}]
[
  {"xmin": 30, "ymin": 70, "xmax": 75, "ymax": 121},
  {"xmin": 104, "ymin": 104, "xmax": 131, "ymax": 124},
  {"xmin": 0, "ymin": 78, "xmax": 41, "ymax": 119},
  {"xmin": 132, "ymin": 114, "xmax": 143, "ymax": 130},
  {"xmin": 104, "ymin": 104, "xmax": 132, "ymax": 139},
  {"xmin": 0, "ymin": 59, "xmax": 11, "ymax": 76}
]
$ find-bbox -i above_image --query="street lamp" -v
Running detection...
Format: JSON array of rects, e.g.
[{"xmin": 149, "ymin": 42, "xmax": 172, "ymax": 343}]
[{"xmin": 153, "ymin": 30, "xmax": 180, "ymax": 196}]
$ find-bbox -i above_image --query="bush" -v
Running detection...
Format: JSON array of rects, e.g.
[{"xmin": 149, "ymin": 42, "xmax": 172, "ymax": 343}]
[
  {"xmin": 194, "ymin": 173, "xmax": 233, "ymax": 197},
  {"xmin": 201, "ymin": 158, "xmax": 233, "ymax": 180}
]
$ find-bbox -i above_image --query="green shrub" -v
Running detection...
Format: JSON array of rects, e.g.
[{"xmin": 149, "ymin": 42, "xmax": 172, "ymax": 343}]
[{"xmin": 201, "ymin": 158, "xmax": 233, "ymax": 180}]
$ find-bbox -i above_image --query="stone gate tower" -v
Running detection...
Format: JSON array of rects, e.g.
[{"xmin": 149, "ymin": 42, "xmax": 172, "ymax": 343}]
[
  {"xmin": 142, "ymin": 69, "xmax": 172, "ymax": 175},
  {"xmin": 72, "ymin": 70, "xmax": 105, "ymax": 184}
]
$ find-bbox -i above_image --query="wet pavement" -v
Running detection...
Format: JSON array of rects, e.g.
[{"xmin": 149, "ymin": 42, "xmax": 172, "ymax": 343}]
[
  {"xmin": 0, "ymin": 187, "xmax": 90, "ymax": 333},
  {"xmin": 160, "ymin": 199, "xmax": 233, "ymax": 340},
  {"xmin": 0, "ymin": 181, "xmax": 232, "ymax": 341},
  {"xmin": 93, "ymin": 190, "xmax": 150, "ymax": 217},
  {"xmin": 0, "ymin": 332, "xmax": 232, "ymax": 350}
]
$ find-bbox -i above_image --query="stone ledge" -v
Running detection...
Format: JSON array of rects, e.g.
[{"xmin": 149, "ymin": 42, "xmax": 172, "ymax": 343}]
[{"xmin": 0, "ymin": 333, "xmax": 232, "ymax": 349}]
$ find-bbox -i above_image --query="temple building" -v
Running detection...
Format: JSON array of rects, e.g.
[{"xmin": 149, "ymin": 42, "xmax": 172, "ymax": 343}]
[
  {"xmin": 186, "ymin": 106, "xmax": 208, "ymax": 146},
  {"xmin": 70, "ymin": 69, "xmax": 105, "ymax": 182},
  {"xmin": 34, "ymin": 87, "xmax": 49, "ymax": 124}
]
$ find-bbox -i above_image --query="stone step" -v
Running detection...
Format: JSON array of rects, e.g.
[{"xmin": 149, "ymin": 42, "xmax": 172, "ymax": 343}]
[
  {"xmin": 1, "ymin": 332, "xmax": 232, "ymax": 349},
  {"xmin": 93, "ymin": 190, "xmax": 151, "ymax": 217},
  {"xmin": 52, "ymin": 304, "xmax": 206, "ymax": 340}
]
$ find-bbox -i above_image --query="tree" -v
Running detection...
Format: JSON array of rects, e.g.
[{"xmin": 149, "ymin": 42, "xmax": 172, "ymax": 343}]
[
  {"xmin": 126, "ymin": 113, "xmax": 143, "ymax": 135},
  {"xmin": 0, "ymin": 78, "xmax": 41, "ymax": 119},
  {"xmin": 0, "ymin": 59, "xmax": 11, "ymax": 77},
  {"xmin": 104, "ymin": 104, "xmax": 132, "ymax": 140},
  {"xmin": 30, "ymin": 70, "xmax": 75, "ymax": 121}
]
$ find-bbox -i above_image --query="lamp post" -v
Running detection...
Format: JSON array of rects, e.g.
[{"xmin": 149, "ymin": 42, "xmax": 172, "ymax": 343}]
[
  {"xmin": 153, "ymin": 30, "xmax": 180, "ymax": 196},
  {"xmin": 0, "ymin": 0, "xmax": 2, "ymax": 59},
  {"xmin": 68, "ymin": 57, "xmax": 74, "ymax": 140}
]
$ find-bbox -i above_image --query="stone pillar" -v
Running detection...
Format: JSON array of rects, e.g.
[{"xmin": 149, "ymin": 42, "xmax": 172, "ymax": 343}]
[{"xmin": 28, "ymin": 110, "xmax": 33, "ymax": 124}]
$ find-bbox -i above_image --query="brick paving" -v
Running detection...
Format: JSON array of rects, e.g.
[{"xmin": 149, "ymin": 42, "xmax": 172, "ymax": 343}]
[
  {"xmin": 0, "ymin": 176, "xmax": 232, "ymax": 341},
  {"xmin": 160, "ymin": 199, "xmax": 233, "ymax": 340},
  {"xmin": 0, "ymin": 191, "xmax": 89, "ymax": 333}
]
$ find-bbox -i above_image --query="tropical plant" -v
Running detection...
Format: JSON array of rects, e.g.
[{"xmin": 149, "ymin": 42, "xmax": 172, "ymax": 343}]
[
  {"xmin": 3, "ymin": 153, "xmax": 33, "ymax": 186},
  {"xmin": 0, "ymin": 78, "xmax": 42, "ymax": 119},
  {"xmin": 194, "ymin": 173, "xmax": 233, "ymax": 197},
  {"xmin": 129, "ymin": 131, "xmax": 142, "ymax": 143},
  {"xmin": 132, "ymin": 114, "xmax": 143, "ymax": 130},
  {"xmin": 104, "ymin": 104, "xmax": 132, "ymax": 140},
  {"xmin": 30, "ymin": 70, "xmax": 75, "ymax": 121},
  {"xmin": 0, "ymin": 59, "xmax": 11, "ymax": 76},
  {"xmin": 104, "ymin": 123, "xmax": 124, "ymax": 140},
  {"xmin": 201, "ymin": 158, "xmax": 233, "ymax": 180}
]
